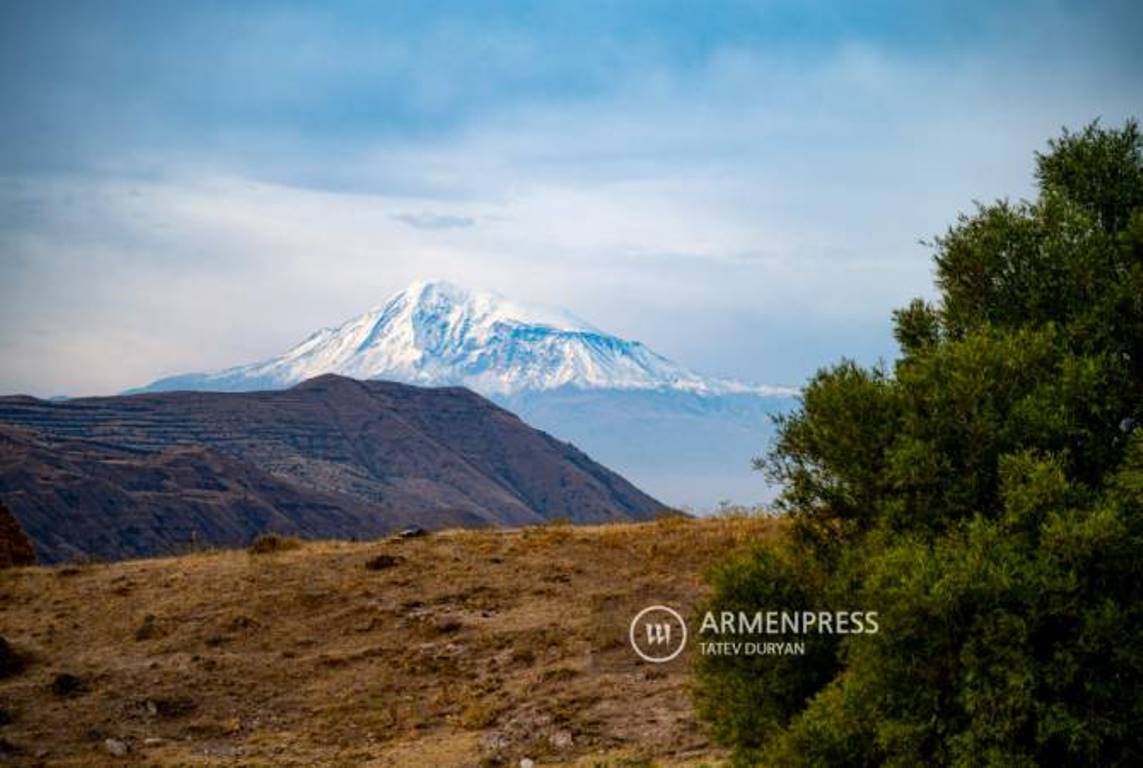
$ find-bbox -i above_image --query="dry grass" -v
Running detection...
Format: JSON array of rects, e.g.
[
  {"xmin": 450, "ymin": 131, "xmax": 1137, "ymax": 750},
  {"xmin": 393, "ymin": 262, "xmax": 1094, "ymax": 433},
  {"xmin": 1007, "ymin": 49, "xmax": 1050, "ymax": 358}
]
[{"xmin": 0, "ymin": 516, "xmax": 782, "ymax": 767}]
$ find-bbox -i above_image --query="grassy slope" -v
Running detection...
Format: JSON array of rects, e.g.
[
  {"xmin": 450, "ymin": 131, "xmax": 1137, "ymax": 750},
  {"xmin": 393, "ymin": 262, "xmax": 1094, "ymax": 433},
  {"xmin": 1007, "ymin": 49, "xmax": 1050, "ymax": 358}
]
[{"xmin": 0, "ymin": 517, "xmax": 780, "ymax": 767}]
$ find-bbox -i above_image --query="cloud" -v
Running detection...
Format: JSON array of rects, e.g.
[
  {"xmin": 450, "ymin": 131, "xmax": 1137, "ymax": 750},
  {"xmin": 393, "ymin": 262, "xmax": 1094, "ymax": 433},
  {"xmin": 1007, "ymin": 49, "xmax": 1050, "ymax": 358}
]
[
  {"xmin": 393, "ymin": 212, "xmax": 476, "ymax": 230},
  {"xmin": 0, "ymin": 1, "xmax": 1140, "ymax": 396}
]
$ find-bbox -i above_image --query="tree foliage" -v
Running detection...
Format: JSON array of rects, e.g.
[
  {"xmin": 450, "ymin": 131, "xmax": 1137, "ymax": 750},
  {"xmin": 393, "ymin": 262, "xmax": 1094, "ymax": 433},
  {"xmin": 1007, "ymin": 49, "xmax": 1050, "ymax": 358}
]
[{"xmin": 695, "ymin": 120, "xmax": 1143, "ymax": 766}]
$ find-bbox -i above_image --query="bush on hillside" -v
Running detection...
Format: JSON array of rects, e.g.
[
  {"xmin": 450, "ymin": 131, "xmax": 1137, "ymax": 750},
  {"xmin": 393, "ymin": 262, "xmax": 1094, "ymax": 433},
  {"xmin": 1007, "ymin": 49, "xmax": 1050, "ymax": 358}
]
[{"xmin": 248, "ymin": 533, "xmax": 303, "ymax": 555}]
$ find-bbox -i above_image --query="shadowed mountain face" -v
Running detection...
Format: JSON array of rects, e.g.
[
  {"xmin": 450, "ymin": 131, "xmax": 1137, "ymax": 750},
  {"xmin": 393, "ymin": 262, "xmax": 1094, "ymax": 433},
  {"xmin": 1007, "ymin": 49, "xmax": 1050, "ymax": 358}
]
[{"xmin": 0, "ymin": 375, "xmax": 663, "ymax": 563}]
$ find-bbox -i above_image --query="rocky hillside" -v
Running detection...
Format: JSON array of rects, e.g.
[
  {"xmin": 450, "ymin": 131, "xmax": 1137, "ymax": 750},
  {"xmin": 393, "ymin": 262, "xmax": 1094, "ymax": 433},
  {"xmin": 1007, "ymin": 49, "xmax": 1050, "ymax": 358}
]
[
  {"xmin": 0, "ymin": 375, "xmax": 662, "ymax": 563},
  {"xmin": 0, "ymin": 516, "xmax": 779, "ymax": 767}
]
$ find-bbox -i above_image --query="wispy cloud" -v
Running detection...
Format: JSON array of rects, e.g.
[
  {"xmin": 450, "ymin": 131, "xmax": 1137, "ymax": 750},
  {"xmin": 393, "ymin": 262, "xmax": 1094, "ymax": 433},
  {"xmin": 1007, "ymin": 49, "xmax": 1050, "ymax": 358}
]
[{"xmin": 393, "ymin": 212, "xmax": 476, "ymax": 230}]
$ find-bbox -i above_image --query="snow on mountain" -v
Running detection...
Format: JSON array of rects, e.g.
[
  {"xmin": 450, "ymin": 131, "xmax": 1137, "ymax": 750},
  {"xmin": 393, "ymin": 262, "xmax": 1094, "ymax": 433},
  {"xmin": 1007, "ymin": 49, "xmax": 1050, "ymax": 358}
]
[{"xmin": 137, "ymin": 280, "xmax": 793, "ymax": 398}]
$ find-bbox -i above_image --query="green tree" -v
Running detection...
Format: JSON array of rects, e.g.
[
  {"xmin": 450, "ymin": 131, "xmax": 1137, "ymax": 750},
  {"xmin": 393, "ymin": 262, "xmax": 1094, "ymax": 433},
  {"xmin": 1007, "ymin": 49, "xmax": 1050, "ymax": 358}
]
[{"xmin": 695, "ymin": 120, "xmax": 1143, "ymax": 766}]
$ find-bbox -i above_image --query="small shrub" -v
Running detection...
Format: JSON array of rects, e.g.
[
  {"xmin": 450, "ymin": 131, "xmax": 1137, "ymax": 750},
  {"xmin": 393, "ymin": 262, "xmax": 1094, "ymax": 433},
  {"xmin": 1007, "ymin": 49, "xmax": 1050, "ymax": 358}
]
[
  {"xmin": 248, "ymin": 534, "xmax": 303, "ymax": 555},
  {"xmin": 134, "ymin": 614, "xmax": 162, "ymax": 641},
  {"xmin": 364, "ymin": 553, "xmax": 404, "ymax": 571},
  {"xmin": 533, "ymin": 517, "xmax": 574, "ymax": 544},
  {"xmin": 433, "ymin": 617, "xmax": 463, "ymax": 635},
  {"xmin": 146, "ymin": 695, "xmax": 196, "ymax": 719},
  {"xmin": 0, "ymin": 637, "xmax": 25, "ymax": 678},
  {"xmin": 713, "ymin": 500, "xmax": 771, "ymax": 519},
  {"xmin": 654, "ymin": 509, "xmax": 693, "ymax": 533},
  {"xmin": 539, "ymin": 666, "xmax": 580, "ymax": 683},
  {"xmin": 510, "ymin": 646, "xmax": 536, "ymax": 666},
  {"xmin": 50, "ymin": 672, "xmax": 86, "ymax": 697},
  {"xmin": 460, "ymin": 700, "xmax": 502, "ymax": 729}
]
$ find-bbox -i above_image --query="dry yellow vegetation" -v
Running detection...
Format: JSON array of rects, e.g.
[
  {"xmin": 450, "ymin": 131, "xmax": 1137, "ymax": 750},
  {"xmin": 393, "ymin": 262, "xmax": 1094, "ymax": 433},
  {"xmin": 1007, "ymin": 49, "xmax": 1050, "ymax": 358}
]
[{"xmin": 0, "ymin": 516, "xmax": 781, "ymax": 767}]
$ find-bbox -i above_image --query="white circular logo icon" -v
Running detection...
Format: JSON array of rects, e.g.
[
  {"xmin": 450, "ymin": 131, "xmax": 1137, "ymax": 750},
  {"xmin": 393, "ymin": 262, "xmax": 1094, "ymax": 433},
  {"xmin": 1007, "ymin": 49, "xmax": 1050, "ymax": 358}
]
[{"xmin": 629, "ymin": 605, "xmax": 687, "ymax": 663}]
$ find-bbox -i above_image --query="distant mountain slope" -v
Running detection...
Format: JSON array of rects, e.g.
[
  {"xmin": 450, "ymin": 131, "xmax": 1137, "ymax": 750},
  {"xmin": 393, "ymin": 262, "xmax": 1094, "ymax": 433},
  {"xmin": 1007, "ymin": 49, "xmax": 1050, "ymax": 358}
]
[
  {"xmin": 128, "ymin": 280, "xmax": 796, "ymax": 508},
  {"xmin": 0, "ymin": 376, "xmax": 663, "ymax": 562}
]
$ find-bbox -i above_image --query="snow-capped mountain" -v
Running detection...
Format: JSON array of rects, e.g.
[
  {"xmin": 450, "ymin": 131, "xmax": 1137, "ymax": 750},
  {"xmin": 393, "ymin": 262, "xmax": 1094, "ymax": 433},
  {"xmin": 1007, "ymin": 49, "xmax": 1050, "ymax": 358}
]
[
  {"xmin": 137, "ymin": 280, "xmax": 792, "ymax": 398},
  {"xmin": 133, "ymin": 280, "xmax": 798, "ymax": 510}
]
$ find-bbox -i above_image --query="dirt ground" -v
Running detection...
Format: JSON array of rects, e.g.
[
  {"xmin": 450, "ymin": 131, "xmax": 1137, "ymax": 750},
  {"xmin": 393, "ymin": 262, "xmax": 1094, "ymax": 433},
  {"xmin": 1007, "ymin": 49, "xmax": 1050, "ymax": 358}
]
[{"xmin": 0, "ymin": 516, "xmax": 781, "ymax": 767}]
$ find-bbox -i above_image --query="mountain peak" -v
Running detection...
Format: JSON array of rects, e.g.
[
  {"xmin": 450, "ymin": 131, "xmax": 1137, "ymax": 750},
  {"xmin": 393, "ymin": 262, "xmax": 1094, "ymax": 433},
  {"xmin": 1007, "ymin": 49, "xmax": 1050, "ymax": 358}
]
[
  {"xmin": 400, "ymin": 278, "xmax": 476, "ymax": 312},
  {"xmin": 387, "ymin": 279, "xmax": 595, "ymax": 334},
  {"xmin": 135, "ymin": 280, "xmax": 792, "ymax": 398}
]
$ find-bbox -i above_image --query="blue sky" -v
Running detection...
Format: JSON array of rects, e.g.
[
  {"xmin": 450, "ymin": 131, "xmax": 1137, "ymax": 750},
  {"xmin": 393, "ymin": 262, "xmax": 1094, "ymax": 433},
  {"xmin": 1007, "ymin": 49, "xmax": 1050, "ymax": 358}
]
[{"xmin": 1, "ymin": 0, "xmax": 1140, "ymax": 395}]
